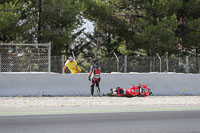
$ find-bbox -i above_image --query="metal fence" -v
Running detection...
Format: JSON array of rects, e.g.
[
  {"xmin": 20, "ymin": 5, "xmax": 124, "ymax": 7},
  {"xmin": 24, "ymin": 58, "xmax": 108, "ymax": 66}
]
[
  {"xmin": 0, "ymin": 44, "xmax": 199, "ymax": 73},
  {"xmin": 51, "ymin": 55, "xmax": 200, "ymax": 73},
  {"xmin": 0, "ymin": 43, "xmax": 51, "ymax": 72},
  {"xmin": 122, "ymin": 56, "xmax": 199, "ymax": 73}
]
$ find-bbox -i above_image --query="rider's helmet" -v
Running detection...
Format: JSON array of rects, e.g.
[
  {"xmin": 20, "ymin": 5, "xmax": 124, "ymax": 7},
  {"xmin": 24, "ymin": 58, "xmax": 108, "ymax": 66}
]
[{"xmin": 93, "ymin": 58, "xmax": 98, "ymax": 63}]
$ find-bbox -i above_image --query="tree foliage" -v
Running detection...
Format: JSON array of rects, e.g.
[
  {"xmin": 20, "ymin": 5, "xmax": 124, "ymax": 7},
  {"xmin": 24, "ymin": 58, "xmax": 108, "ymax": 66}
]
[
  {"xmin": 1, "ymin": 0, "xmax": 200, "ymax": 57},
  {"xmin": 82, "ymin": 0, "xmax": 200, "ymax": 57},
  {"xmin": 0, "ymin": 0, "xmax": 24, "ymax": 42},
  {"xmin": 0, "ymin": 0, "xmax": 83, "ymax": 56}
]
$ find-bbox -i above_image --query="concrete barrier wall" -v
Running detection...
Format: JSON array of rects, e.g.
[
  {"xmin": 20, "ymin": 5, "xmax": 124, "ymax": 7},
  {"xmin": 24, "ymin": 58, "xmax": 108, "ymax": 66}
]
[{"xmin": 0, "ymin": 72, "xmax": 200, "ymax": 96}]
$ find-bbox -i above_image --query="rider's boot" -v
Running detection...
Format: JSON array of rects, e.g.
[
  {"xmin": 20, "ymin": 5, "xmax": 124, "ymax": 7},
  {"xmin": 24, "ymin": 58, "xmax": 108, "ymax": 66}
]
[
  {"xmin": 90, "ymin": 85, "xmax": 94, "ymax": 96},
  {"xmin": 97, "ymin": 87, "xmax": 101, "ymax": 97}
]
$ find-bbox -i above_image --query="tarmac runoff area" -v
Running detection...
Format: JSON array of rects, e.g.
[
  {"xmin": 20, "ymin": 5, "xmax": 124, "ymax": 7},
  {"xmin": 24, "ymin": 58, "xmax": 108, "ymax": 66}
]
[{"xmin": 0, "ymin": 96, "xmax": 200, "ymax": 116}]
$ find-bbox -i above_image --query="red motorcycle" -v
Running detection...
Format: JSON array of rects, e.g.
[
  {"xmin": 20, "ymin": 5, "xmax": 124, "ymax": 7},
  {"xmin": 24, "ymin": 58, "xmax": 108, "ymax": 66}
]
[{"xmin": 107, "ymin": 84, "xmax": 152, "ymax": 97}]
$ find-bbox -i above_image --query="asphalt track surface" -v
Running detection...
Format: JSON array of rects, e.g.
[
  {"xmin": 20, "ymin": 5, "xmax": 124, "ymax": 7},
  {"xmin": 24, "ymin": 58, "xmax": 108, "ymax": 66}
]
[{"xmin": 0, "ymin": 110, "xmax": 200, "ymax": 133}]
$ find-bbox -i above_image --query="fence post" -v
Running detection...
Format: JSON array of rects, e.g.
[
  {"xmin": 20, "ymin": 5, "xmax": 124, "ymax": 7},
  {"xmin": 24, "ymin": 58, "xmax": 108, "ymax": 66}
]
[
  {"xmin": 72, "ymin": 52, "xmax": 75, "ymax": 60},
  {"xmin": 153, "ymin": 56, "xmax": 156, "ymax": 72},
  {"xmin": 199, "ymin": 57, "xmax": 200, "ymax": 73},
  {"xmin": 113, "ymin": 52, "xmax": 119, "ymax": 72},
  {"xmin": 61, "ymin": 55, "xmax": 65, "ymax": 73},
  {"xmin": 124, "ymin": 55, "xmax": 127, "ymax": 73},
  {"xmin": 48, "ymin": 43, "xmax": 51, "ymax": 72},
  {"xmin": 166, "ymin": 52, "xmax": 169, "ymax": 72},
  {"xmin": 0, "ymin": 54, "xmax": 1, "ymax": 72},
  {"xmin": 149, "ymin": 57, "xmax": 152, "ymax": 72},
  {"xmin": 156, "ymin": 53, "xmax": 161, "ymax": 72},
  {"xmin": 185, "ymin": 56, "xmax": 189, "ymax": 73}
]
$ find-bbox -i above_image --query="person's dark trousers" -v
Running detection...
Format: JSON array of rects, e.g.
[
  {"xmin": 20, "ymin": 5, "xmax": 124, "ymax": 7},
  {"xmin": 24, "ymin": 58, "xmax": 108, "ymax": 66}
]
[{"xmin": 90, "ymin": 79, "xmax": 100, "ymax": 96}]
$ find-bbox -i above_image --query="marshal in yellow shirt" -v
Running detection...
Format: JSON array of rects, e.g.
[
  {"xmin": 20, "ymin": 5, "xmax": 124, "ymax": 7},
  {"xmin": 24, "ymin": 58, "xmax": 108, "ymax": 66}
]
[{"xmin": 65, "ymin": 60, "xmax": 81, "ymax": 74}]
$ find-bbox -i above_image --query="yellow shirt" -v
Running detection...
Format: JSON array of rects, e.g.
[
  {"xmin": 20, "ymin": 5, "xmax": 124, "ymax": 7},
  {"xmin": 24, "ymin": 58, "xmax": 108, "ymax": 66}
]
[{"xmin": 65, "ymin": 60, "xmax": 81, "ymax": 74}]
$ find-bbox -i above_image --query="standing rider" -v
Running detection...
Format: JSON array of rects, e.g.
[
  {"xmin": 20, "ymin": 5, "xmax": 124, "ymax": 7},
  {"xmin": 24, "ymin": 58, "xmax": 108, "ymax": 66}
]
[{"xmin": 88, "ymin": 58, "xmax": 101, "ymax": 96}]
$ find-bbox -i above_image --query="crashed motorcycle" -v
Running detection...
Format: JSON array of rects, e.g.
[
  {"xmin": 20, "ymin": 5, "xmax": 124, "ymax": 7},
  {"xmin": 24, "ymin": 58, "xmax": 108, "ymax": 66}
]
[{"xmin": 107, "ymin": 84, "xmax": 152, "ymax": 97}]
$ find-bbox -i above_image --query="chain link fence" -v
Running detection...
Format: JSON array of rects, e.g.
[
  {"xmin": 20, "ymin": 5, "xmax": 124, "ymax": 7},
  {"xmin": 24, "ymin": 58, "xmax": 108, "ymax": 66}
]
[
  {"xmin": 51, "ymin": 56, "xmax": 63, "ymax": 73},
  {"xmin": 50, "ymin": 55, "xmax": 200, "ymax": 73},
  {"xmin": 123, "ymin": 56, "xmax": 199, "ymax": 73},
  {"xmin": 0, "ymin": 43, "xmax": 51, "ymax": 72},
  {"xmin": 0, "ymin": 44, "xmax": 199, "ymax": 73},
  {"xmin": 50, "ymin": 56, "xmax": 124, "ymax": 73}
]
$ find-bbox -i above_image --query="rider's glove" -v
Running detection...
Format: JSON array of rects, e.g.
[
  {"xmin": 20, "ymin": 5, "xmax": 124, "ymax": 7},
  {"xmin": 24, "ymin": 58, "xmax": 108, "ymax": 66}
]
[{"xmin": 88, "ymin": 76, "xmax": 91, "ymax": 81}]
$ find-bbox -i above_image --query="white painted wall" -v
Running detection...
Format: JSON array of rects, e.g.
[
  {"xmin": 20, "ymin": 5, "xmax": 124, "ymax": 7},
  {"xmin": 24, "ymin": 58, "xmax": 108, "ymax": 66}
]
[{"xmin": 0, "ymin": 72, "xmax": 199, "ymax": 96}]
